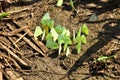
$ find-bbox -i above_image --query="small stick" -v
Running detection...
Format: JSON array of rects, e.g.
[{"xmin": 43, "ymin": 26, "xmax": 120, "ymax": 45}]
[
  {"xmin": 0, "ymin": 63, "xmax": 3, "ymax": 80},
  {"xmin": 13, "ymin": 21, "xmax": 48, "ymax": 54},
  {"xmin": 0, "ymin": 42, "xmax": 28, "ymax": 67},
  {"xmin": 13, "ymin": 30, "xmax": 30, "ymax": 44},
  {"xmin": 6, "ymin": 23, "xmax": 45, "ymax": 56},
  {"xmin": 0, "ymin": 26, "xmax": 29, "ymax": 36}
]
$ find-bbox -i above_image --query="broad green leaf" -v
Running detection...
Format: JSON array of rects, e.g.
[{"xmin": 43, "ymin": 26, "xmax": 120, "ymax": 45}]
[
  {"xmin": 41, "ymin": 13, "xmax": 50, "ymax": 21},
  {"xmin": 0, "ymin": 12, "xmax": 9, "ymax": 19},
  {"xmin": 46, "ymin": 33, "xmax": 52, "ymax": 40},
  {"xmin": 66, "ymin": 47, "xmax": 71, "ymax": 56},
  {"xmin": 46, "ymin": 38, "xmax": 58, "ymax": 49},
  {"xmin": 58, "ymin": 34, "xmax": 65, "ymax": 44},
  {"xmin": 76, "ymin": 42, "xmax": 81, "ymax": 53},
  {"xmin": 88, "ymin": 13, "xmax": 97, "ymax": 21},
  {"xmin": 50, "ymin": 28, "xmax": 58, "ymax": 41},
  {"xmin": 62, "ymin": 29, "xmax": 70, "ymax": 36},
  {"xmin": 34, "ymin": 26, "xmax": 43, "ymax": 40},
  {"xmin": 57, "ymin": 0, "xmax": 63, "ymax": 6},
  {"xmin": 66, "ymin": 30, "xmax": 70, "ymax": 37},
  {"xmin": 80, "ymin": 35, "xmax": 86, "ymax": 44},
  {"xmin": 74, "ymin": 36, "xmax": 81, "ymax": 43},
  {"xmin": 62, "ymin": 29, "xmax": 67, "ymax": 36},
  {"xmin": 41, "ymin": 19, "xmax": 54, "ymax": 35},
  {"xmin": 41, "ymin": 19, "xmax": 54, "ymax": 28},
  {"xmin": 55, "ymin": 25, "xmax": 65, "ymax": 34},
  {"xmin": 81, "ymin": 24, "xmax": 89, "ymax": 35}
]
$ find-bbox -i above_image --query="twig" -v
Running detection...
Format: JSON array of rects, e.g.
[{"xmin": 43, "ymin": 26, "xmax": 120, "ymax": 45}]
[
  {"xmin": 6, "ymin": 23, "xmax": 45, "ymax": 56},
  {"xmin": 13, "ymin": 21, "xmax": 48, "ymax": 54},
  {"xmin": 0, "ymin": 42, "xmax": 28, "ymax": 67},
  {"xmin": 0, "ymin": 26, "xmax": 29, "ymax": 36},
  {"xmin": 0, "ymin": 63, "xmax": 3, "ymax": 80},
  {"xmin": 13, "ymin": 30, "xmax": 30, "ymax": 44}
]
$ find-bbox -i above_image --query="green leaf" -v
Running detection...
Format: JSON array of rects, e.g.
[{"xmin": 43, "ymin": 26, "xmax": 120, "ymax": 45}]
[
  {"xmin": 66, "ymin": 30, "xmax": 70, "ymax": 37},
  {"xmin": 70, "ymin": 0, "xmax": 75, "ymax": 9},
  {"xmin": 76, "ymin": 42, "xmax": 81, "ymax": 53},
  {"xmin": 81, "ymin": 24, "xmax": 89, "ymax": 35},
  {"xmin": 58, "ymin": 34, "xmax": 65, "ymax": 44},
  {"xmin": 97, "ymin": 55, "xmax": 114, "ymax": 61},
  {"xmin": 74, "ymin": 36, "xmax": 81, "ymax": 43},
  {"xmin": 34, "ymin": 26, "xmax": 43, "ymax": 40},
  {"xmin": 41, "ymin": 19, "xmax": 54, "ymax": 28},
  {"xmin": 50, "ymin": 28, "xmax": 58, "ymax": 41},
  {"xmin": 55, "ymin": 25, "xmax": 65, "ymax": 34},
  {"xmin": 46, "ymin": 33, "xmax": 52, "ymax": 40},
  {"xmin": 0, "ymin": 12, "xmax": 9, "ymax": 19},
  {"xmin": 46, "ymin": 38, "xmax": 58, "ymax": 49},
  {"xmin": 57, "ymin": 0, "xmax": 63, "ymax": 6},
  {"xmin": 80, "ymin": 35, "xmax": 86, "ymax": 44},
  {"xmin": 41, "ymin": 13, "xmax": 50, "ymax": 21},
  {"xmin": 62, "ymin": 28, "xmax": 70, "ymax": 36},
  {"xmin": 63, "ymin": 36, "xmax": 72, "ymax": 51},
  {"xmin": 97, "ymin": 56, "xmax": 109, "ymax": 61}
]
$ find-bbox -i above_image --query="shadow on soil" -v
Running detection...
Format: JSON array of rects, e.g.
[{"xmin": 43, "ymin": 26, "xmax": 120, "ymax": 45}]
[{"xmin": 60, "ymin": 19, "xmax": 120, "ymax": 79}]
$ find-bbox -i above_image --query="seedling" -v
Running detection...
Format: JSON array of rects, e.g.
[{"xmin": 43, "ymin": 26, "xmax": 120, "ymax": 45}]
[
  {"xmin": 0, "ymin": 12, "xmax": 9, "ymax": 19},
  {"xmin": 34, "ymin": 13, "xmax": 89, "ymax": 56},
  {"xmin": 74, "ymin": 24, "xmax": 89, "ymax": 53},
  {"xmin": 57, "ymin": 0, "xmax": 75, "ymax": 9}
]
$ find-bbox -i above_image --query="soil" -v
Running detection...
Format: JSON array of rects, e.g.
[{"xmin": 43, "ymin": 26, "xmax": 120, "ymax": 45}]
[{"xmin": 0, "ymin": 0, "xmax": 120, "ymax": 80}]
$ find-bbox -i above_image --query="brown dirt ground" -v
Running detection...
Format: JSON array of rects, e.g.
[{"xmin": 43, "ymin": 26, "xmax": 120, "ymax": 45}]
[{"xmin": 0, "ymin": 0, "xmax": 120, "ymax": 80}]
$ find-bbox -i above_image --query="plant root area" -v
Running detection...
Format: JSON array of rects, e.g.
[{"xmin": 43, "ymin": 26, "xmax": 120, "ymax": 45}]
[{"xmin": 0, "ymin": 0, "xmax": 120, "ymax": 80}]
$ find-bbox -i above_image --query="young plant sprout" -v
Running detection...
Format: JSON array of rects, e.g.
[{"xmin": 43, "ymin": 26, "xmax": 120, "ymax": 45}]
[
  {"xmin": 0, "ymin": 12, "xmax": 9, "ymax": 19},
  {"xmin": 57, "ymin": 0, "xmax": 75, "ymax": 9},
  {"xmin": 34, "ymin": 13, "xmax": 89, "ymax": 56}
]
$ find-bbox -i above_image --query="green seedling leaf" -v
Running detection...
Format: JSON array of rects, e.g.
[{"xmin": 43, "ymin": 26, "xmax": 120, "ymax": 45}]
[
  {"xmin": 41, "ymin": 13, "xmax": 50, "ymax": 21},
  {"xmin": 97, "ymin": 55, "xmax": 114, "ymax": 61},
  {"xmin": 41, "ymin": 19, "xmax": 54, "ymax": 35},
  {"xmin": 46, "ymin": 38, "xmax": 58, "ymax": 49},
  {"xmin": 62, "ymin": 29, "xmax": 70, "ymax": 36},
  {"xmin": 46, "ymin": 33, "xmax": 52, "ymax": 40},
  {"xmin": 55, "ymin": 25, "xmax": 65, "ymax": 34},
  {"xmin": 58, "ymin": 34, "xmax": 65, "ymax": 44},
  {"xmin": 88, "ymin": 13, "xmax": 97, "ymax": 21},
  {"xmin": 34, "ymin": 26, "xmax": 43, "ymax": 40},
  {"xmin": 81, "ymin": 24, "xmax": 89, "ymax": 35},
  {"xmin": 41, "ymin": 19, "xmax": 54, "ymax": 29},
  {"xmin": 57, "ymin": 0, "xmax": 63, "ymax": 6},
  {"xmin": 70, "ymin": 0, "xmax": 75, "ymax": 9},
  {"xmin": 66, "ymin": 30, "xmax": 70, "ymax": 37},
  {"xmin": 74, "ymin": 36, "xmax": 81, "ymax": 43},
  {"xmin": 50, "ymin": 28, "xmax": 58, "ymax": 41},
  {"xmin": 80, "ymin": 35, "xmax": 86, "ymax": 44},
  {"xmin": 76, "ymin": 42, "xmax": 81, "ymax": 53},
  {"xmin": 66, "ymin": 47, "xmax": 71, "ymax": 57},
  {"xmin": 97, "ymin": 56, "xmax": 109, "ymax": 61},
  {"xmin": 0, "ymin": 12, "xmax": 9, "ymax": 19},
  {"xmin": 63, "ymin": 36, "xmax": 72, "ymax": 51}
]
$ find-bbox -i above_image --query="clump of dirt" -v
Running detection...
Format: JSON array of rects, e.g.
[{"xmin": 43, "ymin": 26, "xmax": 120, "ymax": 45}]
[{"xmin": 0, "ymin": 0, "xmax": 120, "ymax": 80}]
